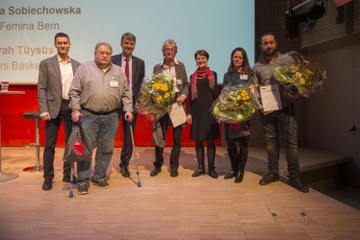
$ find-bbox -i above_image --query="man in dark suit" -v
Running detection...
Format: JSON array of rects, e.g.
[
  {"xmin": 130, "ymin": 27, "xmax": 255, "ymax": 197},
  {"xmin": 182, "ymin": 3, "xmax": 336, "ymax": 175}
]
[
  {"xmin": 111, "ymin": 32, "xmax": 145, "ymax": 178},
  {"xmin": 37, "ymin": 32, "xmax": 81, "ymax": 191}
]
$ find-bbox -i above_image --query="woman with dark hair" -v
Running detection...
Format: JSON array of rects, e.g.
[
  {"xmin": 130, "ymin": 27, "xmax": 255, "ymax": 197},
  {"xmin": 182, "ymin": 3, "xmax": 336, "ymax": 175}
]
[
  {"xmin": 223, "ymin": 47, "xmax": 255, "ymax": 183},
  {"xmin": 187, "ymin": 50, "xmax": 219, "ymax": 178}
]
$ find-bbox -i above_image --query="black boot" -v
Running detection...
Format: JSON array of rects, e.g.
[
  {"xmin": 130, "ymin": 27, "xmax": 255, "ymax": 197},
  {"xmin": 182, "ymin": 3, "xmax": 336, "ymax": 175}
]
[
  {"xmin": 192, "ymin": 148, "xmax": 205, "ymax": 177},
  {"xmin": 234, "ymin": 171, "xmax": 244, "ymax": 183},
  {"xmin": 207, "ymin": 148, "xmax": 218, "ymax": 179},
  {"xmin": 224, "ymin": 145, "xmax": 238, "ymax": 179},
  {"xmin": 234, "ymin": 143, "xmax": 248, "ymax": 183},
  {"xmin": 289, "ymin": 176, "xmax": 309, "ymax": 193}
]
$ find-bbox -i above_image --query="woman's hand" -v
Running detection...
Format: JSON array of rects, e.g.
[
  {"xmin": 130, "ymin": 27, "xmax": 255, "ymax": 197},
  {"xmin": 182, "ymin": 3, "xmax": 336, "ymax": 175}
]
[
  {"xmin": 187, "ymin": 114, "xmax": 192, "ymax": 124},
  {"xmin": 176, "ymin": 95, "xmax": 186, "ymax": 104}
]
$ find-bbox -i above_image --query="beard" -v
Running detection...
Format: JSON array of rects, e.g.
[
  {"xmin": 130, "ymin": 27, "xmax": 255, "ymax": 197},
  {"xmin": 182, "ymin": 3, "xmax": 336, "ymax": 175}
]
[{"xmin": 263, "ymin": 48, "xmax": 277, "ymax": 58}]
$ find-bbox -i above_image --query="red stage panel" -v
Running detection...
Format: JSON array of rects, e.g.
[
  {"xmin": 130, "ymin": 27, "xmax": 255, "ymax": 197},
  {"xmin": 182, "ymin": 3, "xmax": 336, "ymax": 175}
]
[{"xmin": 1, "ymin": 85, "xmax": 221, "ymax": 147}]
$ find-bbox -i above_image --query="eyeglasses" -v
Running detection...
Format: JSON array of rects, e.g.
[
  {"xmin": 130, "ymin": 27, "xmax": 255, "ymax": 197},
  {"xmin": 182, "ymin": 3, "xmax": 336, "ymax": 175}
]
[
  {"xmin": 97, "ymin": 51, "xmax": 111, "ymax": 56},
  {"xmin": 164, "ymin": 48, "xmax": 175, "ymax": 52}
]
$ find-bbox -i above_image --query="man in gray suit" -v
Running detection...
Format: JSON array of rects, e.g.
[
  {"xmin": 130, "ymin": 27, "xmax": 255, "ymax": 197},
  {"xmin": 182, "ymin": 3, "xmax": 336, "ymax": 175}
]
[
  {"xmin": 37, "ymin": 32, "xmax": 81, "ymax": 191},
  {"xmin": 111, "ymin": 32, "xmax": 145, "ymax": 178}
]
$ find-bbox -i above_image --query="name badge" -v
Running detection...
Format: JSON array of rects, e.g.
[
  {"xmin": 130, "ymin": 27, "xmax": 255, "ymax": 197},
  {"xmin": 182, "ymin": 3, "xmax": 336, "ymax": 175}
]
[
  {"xmin": 176, "ymin": 79, "xmax": 182, "ymax": 85},
  {"xmin": 240, "ymin": 74, "xmax": 248, "ymax": 80},
  {"xmin": 110, "ymin": 80, "xmax": 119, "ymax": 87}
]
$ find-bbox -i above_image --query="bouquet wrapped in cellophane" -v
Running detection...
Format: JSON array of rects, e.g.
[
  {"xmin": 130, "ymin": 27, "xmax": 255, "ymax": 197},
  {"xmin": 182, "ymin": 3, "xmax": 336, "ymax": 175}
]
[
  {"xmin": 135, "ymin": 73, "xmax": 176, "ymax": 121},
  {"xmin": 211, "ymin": 83, "xmax": 259, "ymax": 123},
  {"xmin": 273, "ymin": 51, "xmax": 327, "ymax": 97}
]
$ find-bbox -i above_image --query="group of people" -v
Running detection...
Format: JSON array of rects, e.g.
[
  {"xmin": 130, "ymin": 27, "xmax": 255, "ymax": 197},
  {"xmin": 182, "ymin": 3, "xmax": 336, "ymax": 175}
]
[{"xmin": 37, "ymin": 31, "xmax": 309, "ymax": 195}]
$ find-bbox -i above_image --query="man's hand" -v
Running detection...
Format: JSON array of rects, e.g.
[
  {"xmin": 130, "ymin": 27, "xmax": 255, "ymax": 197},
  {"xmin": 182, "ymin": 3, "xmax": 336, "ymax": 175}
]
[
  {"xmin": 40, "ymin": 112, "xmax": 51, "ymax": 121},
  {"xmin": 71, "ymin": 110, "xmax": 82, "ymax": 122},
  {"xmin": 125, "ymin": 111, "xmax": 133, "ymax": 122}
]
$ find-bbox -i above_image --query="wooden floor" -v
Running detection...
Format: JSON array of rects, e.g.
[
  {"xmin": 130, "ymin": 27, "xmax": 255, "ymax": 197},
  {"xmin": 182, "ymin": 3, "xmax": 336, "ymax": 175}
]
[{"xmin": 0, "ymin": 146, "xmax": 360, "ymax": 240}]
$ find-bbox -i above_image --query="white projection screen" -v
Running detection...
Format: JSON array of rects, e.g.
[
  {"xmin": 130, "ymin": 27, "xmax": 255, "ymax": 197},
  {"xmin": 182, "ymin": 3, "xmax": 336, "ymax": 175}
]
[{"xmin": 0, "ymin": 0, "xmax": 254, "ymax": 84}]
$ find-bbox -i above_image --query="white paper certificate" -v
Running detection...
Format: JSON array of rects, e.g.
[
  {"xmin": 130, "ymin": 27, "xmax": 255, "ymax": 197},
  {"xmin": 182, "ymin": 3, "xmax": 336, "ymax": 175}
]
[
  {"xmin": 168, "ymin": 102, "xmax": 187, "ymax": 128},
  {"xmin": 259, "ymin": 84, "xmax": 282, "ymax": 112}
]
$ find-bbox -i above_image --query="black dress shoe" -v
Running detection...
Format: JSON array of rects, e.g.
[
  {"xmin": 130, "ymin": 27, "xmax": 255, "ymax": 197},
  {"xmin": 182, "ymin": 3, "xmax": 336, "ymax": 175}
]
[
  {"xmin": 224, "ymin": 170, "xmax": 236, "ymax": 179},
  {"xmin": 150, "ymin": 167, "xmax": 161, "ymax": 177},
  {"xmin": 259, "ymin": 173, "xmax": 279, "ymax": 185},
  {"xmin": 289, "ymin": 178, "xmax": 309, "ymax": 193},
  {"xmin": 192, "ymin": 168, "xmax": 205, "ymax": 177},
  {"xmin": 170, "ymin": 169, "xmax": 178, "ymax": 177},
  {"xmin": 120, "ymin": 166, "xmax": 130, "ymax": 178},
  {"xmin": 42, "ymin": 179, "xmax": 53, "ymax": 191},
  {"xmin": 63, "ymin": 174, "xmax": 77, "ymax": 183}
]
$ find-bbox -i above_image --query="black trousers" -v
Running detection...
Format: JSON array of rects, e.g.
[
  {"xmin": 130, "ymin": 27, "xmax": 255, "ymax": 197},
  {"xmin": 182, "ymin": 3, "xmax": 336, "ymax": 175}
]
[
  {"xmin": 153, "ymin": 114, "xmax": 183, "ymax": 170},
  {"xmin": 119, "ymin": 111, "xmax": 138, "ymax": 167},
  {"xmin": 43, "ymin": 100, "xmax": 72, "ymax": 180}
]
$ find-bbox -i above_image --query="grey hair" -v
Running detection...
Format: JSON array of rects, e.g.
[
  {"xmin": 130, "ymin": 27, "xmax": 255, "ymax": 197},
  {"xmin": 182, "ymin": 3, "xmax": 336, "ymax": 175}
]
[
  {"xmin": 94, "ymin": 42, "xmax": 113, "ymax": 55},
  {"xmin": 121, "ymin": 32, "xmax": 136, "ymax": 43},
  {"xmin": 162, "ymin": 39, "xmax": 177, "ymax": 55}
]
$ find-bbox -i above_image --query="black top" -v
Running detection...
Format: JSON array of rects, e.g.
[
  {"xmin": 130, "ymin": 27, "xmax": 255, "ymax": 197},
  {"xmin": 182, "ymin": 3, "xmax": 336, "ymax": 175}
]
[{"xmin": 188, "ymin": 72, "xmax": 219, "ymax": 141}]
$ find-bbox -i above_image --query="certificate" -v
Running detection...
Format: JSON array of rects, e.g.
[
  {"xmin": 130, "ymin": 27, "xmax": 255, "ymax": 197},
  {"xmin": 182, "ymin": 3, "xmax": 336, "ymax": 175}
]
[
  {"xmin": 259, "ymin": 84, "xmax": 282, "ymax": 112},
  {"xmin": 168, "ymin": 102, "xmax": 187, "ymax": 128}
]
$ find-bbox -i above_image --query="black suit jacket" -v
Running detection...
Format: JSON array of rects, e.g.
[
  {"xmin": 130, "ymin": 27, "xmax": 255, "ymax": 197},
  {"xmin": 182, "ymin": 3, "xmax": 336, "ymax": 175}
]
[{"xmin": 111, "ymin": 54, "xmax": 145, "ymax": 103}]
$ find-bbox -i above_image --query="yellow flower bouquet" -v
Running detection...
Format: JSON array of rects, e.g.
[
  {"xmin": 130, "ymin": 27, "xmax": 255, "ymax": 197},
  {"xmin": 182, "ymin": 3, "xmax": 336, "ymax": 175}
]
[
  {"xmin": 136, "ymin": 73, "xmax": 176, "ymax": 120},
  {"xmin": 211, "ymin": 83, "xmax": 259, "ymax": 123},
  {"xmin": 273, "ymin": 51, "xmax": 327, "ymax": 97}
]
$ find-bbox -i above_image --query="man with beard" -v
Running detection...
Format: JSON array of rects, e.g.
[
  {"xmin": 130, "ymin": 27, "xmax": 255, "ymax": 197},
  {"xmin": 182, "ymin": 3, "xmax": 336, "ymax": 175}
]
[{"xmin": 253, "ymin": 32, "xmax": 309, "ymax": 193}]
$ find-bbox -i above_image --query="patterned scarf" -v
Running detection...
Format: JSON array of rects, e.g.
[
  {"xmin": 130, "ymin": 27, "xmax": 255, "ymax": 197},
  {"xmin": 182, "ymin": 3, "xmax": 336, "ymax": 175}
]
[{"xmin": 190, "ymin": 66, "xmax": 215, "ymax": 100}]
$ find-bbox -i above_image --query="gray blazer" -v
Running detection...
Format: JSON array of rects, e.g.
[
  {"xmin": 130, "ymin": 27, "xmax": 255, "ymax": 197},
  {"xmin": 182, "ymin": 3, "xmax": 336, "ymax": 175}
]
[{"xmin": 37, "ymin": 55, "xmax": 81, "ymax": 119}]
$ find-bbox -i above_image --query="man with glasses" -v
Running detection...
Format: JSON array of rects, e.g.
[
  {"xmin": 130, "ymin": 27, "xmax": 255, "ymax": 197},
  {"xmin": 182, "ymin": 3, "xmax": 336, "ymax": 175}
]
[
  {"xmin": 150, "ymin": 39, "xmax": 189, "ymax": 178},
  {"xmin": 69, "ymin": 42, "xmax": 133, "ymax": 195}
]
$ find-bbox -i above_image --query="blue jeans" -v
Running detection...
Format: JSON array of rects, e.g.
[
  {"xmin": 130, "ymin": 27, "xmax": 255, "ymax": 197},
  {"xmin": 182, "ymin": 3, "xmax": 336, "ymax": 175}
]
[
  {"xmin": 261, "ymin": 108, "xmax": 300, "ymax": 178},
  {"xmin": 77, "ymin": 110, "xmax": 119, "ymax": 184}
]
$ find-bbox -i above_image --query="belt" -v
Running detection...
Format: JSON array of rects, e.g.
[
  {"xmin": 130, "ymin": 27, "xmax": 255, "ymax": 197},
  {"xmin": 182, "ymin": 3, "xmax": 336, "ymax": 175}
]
[
  {"xmin": 62, "ymin": 99, "xmax": 70, "ymax": 103},
  {"xmin": 82, "ymin": 107, "xmax": 117, "ymax": 115}
]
